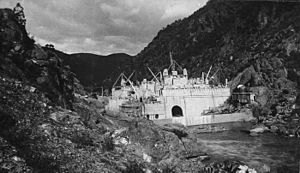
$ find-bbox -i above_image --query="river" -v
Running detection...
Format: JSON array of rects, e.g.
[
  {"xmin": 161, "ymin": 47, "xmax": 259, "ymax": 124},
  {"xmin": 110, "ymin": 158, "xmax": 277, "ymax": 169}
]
[{"xmin": 192, "ymin": 122, "xmax": 300, "ymax": 172}]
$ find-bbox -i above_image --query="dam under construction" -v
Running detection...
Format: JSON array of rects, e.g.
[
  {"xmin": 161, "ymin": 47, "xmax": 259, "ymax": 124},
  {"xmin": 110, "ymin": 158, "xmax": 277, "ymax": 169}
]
[{"xmin": 106, "ymin": 53, "xmax": 253, "ymax": 126}]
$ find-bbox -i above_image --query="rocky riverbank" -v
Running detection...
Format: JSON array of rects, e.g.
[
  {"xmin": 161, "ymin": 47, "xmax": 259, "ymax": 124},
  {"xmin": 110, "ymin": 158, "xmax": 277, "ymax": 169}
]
[
  {"xmin": 261, "ymin": 107, "xmax": 300, "ymax": 138},
  {"xmin": 248, "ymin": 100, "xmax": 300, "ymax": 138}
]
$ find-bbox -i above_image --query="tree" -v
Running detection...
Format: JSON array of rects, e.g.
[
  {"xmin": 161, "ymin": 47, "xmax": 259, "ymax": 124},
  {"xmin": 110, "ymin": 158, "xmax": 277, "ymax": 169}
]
[
  {"xmin": 45, "ymin": 44, "xmax": 55, "ymax": 49},
  {"xmin": 13, "ymin": 3, "xmax": 26, "ymax": 26}
]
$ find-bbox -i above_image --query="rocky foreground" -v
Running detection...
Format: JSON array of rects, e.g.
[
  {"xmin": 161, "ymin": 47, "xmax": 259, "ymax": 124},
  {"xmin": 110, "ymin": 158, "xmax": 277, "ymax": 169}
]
[
  {"xmin": 0, "ymin": 74, "xmax": 192, "ymax": 172},
  {"xmin": 0, "ymin": 73, "xmax": 262, "ymax": 172}
]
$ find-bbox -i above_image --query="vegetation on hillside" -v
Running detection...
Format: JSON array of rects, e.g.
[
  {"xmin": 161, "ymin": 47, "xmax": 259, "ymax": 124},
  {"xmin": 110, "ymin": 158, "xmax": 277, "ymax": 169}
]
[{"xmin": 132, "ymin": 1, "xmax": 300, "ymax": 136}]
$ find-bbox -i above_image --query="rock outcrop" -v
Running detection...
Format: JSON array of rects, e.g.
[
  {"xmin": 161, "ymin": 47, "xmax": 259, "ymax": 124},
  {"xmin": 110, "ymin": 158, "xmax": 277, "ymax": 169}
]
[{"xmin": 0, "ymin": 8, "xmax": 81, "ymax": 108}]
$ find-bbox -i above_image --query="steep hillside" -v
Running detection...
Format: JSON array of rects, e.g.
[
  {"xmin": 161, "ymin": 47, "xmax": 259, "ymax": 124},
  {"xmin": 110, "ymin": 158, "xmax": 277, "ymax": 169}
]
[
  {"xmin": 137, "ymin": 1, "xmax": 300, "ymax": 83},
  {"xmin": 53, "ymin": 50, "xmax": 133, "ymax": 90},
  {"xmin": 133, "ymin": 1, "xmax": 300, "ymax": 120}
]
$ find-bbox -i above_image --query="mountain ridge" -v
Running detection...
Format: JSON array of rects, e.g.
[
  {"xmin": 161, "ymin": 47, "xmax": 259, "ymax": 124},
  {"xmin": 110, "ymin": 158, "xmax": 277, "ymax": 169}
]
[{"xmin": 48, "ymin": 48, "xmax": 133, "ymax": 89}]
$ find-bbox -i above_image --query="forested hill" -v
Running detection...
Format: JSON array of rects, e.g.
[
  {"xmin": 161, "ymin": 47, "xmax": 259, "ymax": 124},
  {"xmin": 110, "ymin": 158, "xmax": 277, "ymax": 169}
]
[
  {"xmin": 52, "ymin": 50, "xmax": 133, "ymax": 89},
  {"xmin": 134, "ymin": 0, "xmax": 300, "ymax": 88}
]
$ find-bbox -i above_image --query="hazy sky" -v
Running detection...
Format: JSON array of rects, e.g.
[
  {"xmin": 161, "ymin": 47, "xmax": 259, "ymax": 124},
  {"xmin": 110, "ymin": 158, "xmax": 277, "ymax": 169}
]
[{"xmin": 0, "ymin": 0, "xmax": 208, "ymax": 55}]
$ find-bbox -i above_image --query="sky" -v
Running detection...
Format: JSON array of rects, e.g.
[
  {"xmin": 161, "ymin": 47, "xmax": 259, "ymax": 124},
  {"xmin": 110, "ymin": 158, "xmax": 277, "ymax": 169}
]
[{"xmin": 0, "ymin": 0, "xmax": 208, "ymax": 55}]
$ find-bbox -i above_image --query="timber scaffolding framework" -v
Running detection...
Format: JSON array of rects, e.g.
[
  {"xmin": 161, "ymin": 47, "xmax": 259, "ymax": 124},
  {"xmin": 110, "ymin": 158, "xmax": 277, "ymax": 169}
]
[
  {"xmin": 231, "ymin": 92, "xmax": 255, "ymax": 105},
  {"xmin": 112, "ymin": 71, "xmax": 135, "ymax": 89},
  {"xmin": 110, "ymin": 51, "xmax": 230, "ymax": 102}
]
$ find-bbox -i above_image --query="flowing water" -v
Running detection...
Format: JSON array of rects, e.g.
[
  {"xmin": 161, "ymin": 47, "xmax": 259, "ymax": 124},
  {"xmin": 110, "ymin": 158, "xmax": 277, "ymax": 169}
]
[{"xmin": 192, "ymin": 122, "xmax": 300, "ymax": 172}]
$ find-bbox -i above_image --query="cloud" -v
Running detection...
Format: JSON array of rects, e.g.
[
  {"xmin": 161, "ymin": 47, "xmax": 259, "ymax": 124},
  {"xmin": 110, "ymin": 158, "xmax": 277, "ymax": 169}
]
[
  {"xmin": 0, "ymin": 0, "xmax": 208, "ymax": 55},
  {"xmin": 162, "ymin": 1, "xmax": 206, "ymax": 19}
]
